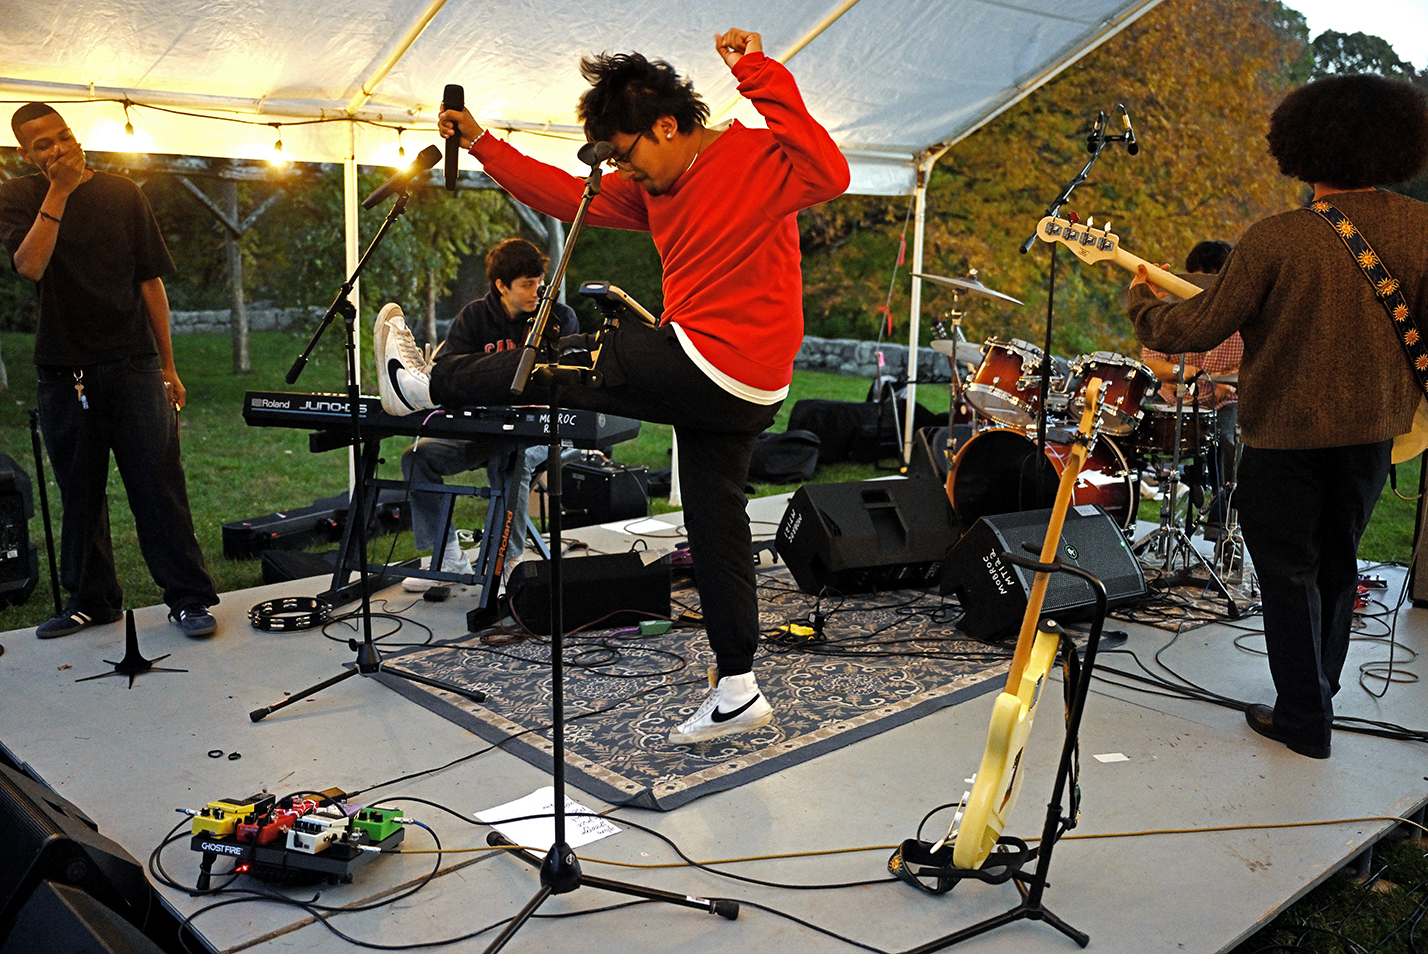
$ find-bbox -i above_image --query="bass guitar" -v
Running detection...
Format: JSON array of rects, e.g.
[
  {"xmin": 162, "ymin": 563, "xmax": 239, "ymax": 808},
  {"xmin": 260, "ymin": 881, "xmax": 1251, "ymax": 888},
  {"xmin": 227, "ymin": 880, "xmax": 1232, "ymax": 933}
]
[{"xmin": 948, "ymin": 378, "xmax": 1105, "ymax": 870}]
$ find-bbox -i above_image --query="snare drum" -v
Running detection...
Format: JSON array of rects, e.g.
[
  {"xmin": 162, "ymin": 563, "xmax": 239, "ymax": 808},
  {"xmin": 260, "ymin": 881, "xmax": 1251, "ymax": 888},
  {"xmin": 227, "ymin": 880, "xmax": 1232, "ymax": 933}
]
[
  {"xmin": 964, "ymin": 338, "xmax": 1062, "ymax": 428},
  {"xmin": 946, "ymin": 427, "xmax": 1134, "ymax": 532},
  {"xmin": 1133, "ymin": 405, "xmax": 1215, "ymax": 460},
  {"xmin": 1066, "ymin": 352, "xmax": 1157, "ymax": 435}
]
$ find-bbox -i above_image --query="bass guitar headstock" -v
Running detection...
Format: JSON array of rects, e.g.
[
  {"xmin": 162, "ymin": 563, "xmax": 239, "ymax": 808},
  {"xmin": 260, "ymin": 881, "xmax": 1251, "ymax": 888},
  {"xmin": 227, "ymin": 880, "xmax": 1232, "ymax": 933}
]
[{"xmin": 1034, "ymin": 215, "xmax": 1122, "ymax": 267}]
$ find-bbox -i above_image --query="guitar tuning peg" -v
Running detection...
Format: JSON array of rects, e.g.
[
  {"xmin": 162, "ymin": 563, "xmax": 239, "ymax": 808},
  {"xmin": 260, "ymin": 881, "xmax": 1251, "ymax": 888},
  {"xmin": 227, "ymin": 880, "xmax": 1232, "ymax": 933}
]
[
  {"xmin": 1104, "ymin": 220, "xmax": 1113, "ymax": 233},
  {"xmin": 1086, "ymin": 216, "xmax": 1094, "ymax": 229}
]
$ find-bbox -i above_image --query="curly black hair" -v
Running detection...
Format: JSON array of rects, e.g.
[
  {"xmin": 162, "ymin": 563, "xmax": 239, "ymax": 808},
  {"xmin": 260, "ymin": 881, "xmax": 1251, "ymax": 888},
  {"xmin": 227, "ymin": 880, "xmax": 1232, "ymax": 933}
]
[
  {"xmin": 576, "ymin": 52, "xmax": 710, "ymax": 143},
  {"xmin": 1267, "ymin": 74, "xmax": 1428, "ymax": 188}
]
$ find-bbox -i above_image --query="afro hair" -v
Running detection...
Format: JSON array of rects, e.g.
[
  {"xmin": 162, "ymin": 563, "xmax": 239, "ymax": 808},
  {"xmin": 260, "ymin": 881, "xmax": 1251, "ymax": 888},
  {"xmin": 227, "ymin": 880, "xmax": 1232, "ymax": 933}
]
[{"xmin": 1267, "ymin": 74, "xmax": 1428, "ymax": 188}]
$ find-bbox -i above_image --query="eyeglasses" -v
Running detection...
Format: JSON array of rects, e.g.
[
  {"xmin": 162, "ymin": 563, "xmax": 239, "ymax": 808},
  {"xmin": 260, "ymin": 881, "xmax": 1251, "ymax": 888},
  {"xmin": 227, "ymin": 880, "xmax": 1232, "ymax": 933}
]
[{"xmin": 604, "ymin": 133, "xmax": 647, "ymax": 170}]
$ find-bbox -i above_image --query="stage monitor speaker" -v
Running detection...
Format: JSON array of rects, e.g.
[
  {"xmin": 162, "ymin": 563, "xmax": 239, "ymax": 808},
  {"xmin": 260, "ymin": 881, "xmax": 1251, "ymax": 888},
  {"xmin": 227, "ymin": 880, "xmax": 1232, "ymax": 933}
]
[
  {"xmin": 0, "ymin": 455, "xmax": 37, "ymax": 608},
  {"xmin": 496, "ymin": 552, "xmax": 671, "ymax": 635},
  {"xmin": 775, "ymin": 477, "xmax": 958, "ymax": 596},
  {"xmin": 0, "ymin": 765, "xmax": 150, "ymax": 939},
  {"xmin": 0, "ymin": 881, "xmax": 162, "ymax": 953},
  {"xmin": 941, "ymin": 504, "xmax": 1146, "ymax": 642}
]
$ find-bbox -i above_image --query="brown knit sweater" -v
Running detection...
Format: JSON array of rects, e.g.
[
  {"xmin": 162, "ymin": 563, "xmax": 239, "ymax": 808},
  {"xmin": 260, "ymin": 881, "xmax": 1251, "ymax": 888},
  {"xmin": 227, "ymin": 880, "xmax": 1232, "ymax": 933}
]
[{"xmin": 1129, "ymin": 190, "xmax": 1428, "ymax": 450}]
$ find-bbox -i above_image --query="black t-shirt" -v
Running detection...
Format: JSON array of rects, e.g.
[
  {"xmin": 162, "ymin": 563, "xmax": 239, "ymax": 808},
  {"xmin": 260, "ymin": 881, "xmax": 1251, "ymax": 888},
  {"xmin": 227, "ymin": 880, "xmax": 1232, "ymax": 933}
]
[
  {"xmin": 0, "ymin": 170, "xmax": 174, "ymax": 365},
  {"xmin": 434, "ymin": 287, "xmax": 579, "ymax": 367}
]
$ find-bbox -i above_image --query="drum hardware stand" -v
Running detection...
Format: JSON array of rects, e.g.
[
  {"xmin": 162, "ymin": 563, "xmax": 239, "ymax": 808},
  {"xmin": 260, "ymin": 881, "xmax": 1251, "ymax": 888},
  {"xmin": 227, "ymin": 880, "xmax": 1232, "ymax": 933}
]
[
  {"xmin": 27, "ymin": 409, "xmax": 61, "ymax": 616},
  {"xmin": 482, "ymin": 143, "xmax": 738, "ymax": 954},
  {"xmin": 1132, "ymin": 357, "xmax": 1239, "ymax": 616},
  {"xmin": 251, "ymin": 164, "xmax": 486, "ymax": 722}
]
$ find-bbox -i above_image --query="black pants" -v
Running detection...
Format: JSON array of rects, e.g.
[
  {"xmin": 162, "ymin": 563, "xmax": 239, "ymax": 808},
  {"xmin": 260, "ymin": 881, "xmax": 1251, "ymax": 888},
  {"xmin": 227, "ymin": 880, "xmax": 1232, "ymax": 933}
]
[
  {"xmin": 432, "ymin": 322, "xmax": 779, "ymax": 676},
  {"xmin": 37, "ymin": 355, "xmax": 218, "ymax": 616},
  {"xmin": 1235, "ymin": 441, "xmax": 1389, "ymax": 749}
]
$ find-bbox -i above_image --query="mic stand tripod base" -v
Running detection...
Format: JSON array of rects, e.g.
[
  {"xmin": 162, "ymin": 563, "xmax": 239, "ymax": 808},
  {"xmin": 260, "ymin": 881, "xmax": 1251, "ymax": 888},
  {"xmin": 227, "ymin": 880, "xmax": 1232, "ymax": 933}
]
[{"xmin": 480, "ymin": 831, "xmax": 738, "ymax": 954}]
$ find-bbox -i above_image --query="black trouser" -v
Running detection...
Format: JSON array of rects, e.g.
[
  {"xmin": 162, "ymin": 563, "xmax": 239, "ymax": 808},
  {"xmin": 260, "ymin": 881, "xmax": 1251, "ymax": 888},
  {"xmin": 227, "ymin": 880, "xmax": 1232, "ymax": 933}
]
[
  {"xmin": 431, "ymin": 322, "xmax": 779, "ymax": 676},
  {"xmin": 1235, "ymin": 441, "xmax": 1389, "ymax": 749},
  {"xmin": 37, "ymin": 356, "xmax": 218, "ymax": 617}
]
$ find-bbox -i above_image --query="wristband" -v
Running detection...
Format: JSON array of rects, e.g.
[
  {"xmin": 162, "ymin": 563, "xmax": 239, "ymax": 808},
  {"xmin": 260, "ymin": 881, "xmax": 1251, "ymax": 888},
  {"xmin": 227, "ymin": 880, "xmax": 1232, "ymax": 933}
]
[{"xmin": 39, "ymin": 210, "xmax": 61, "ymax": 225}]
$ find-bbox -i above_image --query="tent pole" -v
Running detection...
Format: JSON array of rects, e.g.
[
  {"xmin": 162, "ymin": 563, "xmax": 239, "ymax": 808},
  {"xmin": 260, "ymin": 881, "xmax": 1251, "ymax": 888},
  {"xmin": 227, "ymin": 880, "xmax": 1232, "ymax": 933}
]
[
  {"xmin": 344, "ymin": 131, "xmax": 361, "ymax": 493},
  {"xmin": 902, "ymin": 146, "xmax": 949, "ymax": 465}
]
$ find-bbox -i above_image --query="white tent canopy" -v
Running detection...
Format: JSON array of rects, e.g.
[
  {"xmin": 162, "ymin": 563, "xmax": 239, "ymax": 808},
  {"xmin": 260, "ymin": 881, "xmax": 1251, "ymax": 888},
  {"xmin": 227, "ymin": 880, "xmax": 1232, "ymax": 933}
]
[{"xmin": 1, "ymin": 0, "xmax": 1161, "ymax": 454}]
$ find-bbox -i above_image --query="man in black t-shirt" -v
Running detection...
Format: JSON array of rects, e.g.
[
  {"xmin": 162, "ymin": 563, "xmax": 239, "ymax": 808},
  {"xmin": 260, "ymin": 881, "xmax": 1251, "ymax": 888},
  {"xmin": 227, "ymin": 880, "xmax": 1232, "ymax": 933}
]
[
  {"xmin": 376, "ymin": 238, "xmax": 577, "ymax": 592},
  {"xmin": 0, "ymin": 103, "xmax": 218, "ymax": 639}
]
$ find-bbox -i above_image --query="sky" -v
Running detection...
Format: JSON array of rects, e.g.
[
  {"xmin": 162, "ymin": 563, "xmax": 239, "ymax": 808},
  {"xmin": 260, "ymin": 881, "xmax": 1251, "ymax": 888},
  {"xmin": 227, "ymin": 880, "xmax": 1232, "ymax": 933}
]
[{"xmin": 1282, "ymin": 0, "xmax": 1428, "ymax": 70}]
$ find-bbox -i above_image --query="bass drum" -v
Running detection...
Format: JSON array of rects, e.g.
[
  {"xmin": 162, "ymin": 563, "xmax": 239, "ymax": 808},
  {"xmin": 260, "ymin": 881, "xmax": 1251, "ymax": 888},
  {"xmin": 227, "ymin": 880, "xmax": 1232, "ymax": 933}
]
[{"xmin": 946, "ymin": 428, "xmax": 1135, "ymax": 533}]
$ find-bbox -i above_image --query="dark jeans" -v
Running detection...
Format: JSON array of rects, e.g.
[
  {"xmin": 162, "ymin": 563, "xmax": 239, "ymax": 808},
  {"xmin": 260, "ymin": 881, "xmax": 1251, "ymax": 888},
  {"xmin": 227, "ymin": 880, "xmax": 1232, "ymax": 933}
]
[
  {"xmin": 1235, "ymin": 441, "xmax": 1389, "ymax": 749},
  {"xmin": 37, "ymin": 356, "xmax": 218, "ymax": 616},
  {"xmin": 432, "ymin": 322, "xmax": 779, "ymax": 676}
]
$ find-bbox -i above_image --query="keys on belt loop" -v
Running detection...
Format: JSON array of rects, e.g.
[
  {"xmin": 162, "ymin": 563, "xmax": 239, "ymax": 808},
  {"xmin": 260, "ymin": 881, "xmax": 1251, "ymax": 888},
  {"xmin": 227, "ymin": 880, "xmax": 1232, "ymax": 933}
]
[{"xmin": 72, "ymin": 370, "xmax": 88, "ymax": 410}]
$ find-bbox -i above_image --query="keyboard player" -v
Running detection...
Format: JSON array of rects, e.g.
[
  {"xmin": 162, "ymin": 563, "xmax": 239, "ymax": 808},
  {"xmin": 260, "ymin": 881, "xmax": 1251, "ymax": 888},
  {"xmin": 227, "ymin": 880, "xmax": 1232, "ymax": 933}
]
[{"xmin": 375, "ymin": 238, "xmax": 578, "ymax": 592}]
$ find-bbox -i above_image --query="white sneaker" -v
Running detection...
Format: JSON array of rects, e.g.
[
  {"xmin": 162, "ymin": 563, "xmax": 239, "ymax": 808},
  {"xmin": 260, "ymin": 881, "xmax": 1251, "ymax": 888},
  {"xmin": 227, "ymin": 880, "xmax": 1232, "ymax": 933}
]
[
  {"xmin": 668, "ymin": 667, "xmax": 773, "ymax": 744},
  {"xmin": 375, "ymin": 304, "xmax": 435, "ymax": 415},
  {"xmin": 402, "ymin": 551, "xmax": 474, "ymax": 592}
]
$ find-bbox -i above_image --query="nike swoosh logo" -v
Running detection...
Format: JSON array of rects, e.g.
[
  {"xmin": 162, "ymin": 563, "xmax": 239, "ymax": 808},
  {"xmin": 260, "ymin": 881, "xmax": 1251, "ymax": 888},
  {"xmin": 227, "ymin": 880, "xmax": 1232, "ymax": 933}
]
[
  {"xmin": 710, "ymin": 695, "xmax": 760, "ymax": 723},
  {"xmin": 387, "ymin": 358, "xmax": 418, "ymax": 410}
]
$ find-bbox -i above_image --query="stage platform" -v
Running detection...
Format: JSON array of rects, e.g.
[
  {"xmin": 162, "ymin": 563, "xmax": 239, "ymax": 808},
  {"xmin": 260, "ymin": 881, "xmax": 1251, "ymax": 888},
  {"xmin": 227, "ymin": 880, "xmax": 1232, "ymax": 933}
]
[{"xmin": 1, "ymin": 491, "xmax": 1425, "ymax": 954}]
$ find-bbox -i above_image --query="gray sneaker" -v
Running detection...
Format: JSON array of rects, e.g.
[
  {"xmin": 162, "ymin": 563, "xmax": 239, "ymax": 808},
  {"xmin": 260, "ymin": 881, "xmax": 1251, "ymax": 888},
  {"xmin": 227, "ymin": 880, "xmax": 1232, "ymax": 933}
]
[{"xmin": 170, "ymin": 604, "xmax": 217, "ymax": 638}]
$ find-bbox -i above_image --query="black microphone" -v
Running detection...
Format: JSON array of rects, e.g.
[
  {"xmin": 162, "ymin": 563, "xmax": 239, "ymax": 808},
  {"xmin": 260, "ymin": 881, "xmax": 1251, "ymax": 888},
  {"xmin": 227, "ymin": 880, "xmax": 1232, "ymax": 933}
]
[
  {"xmin": 1119, "ymin": 104, "xmax": 1139, "ymax": 155},
  {"xmin": 444, "ymin": 84, "xmax": 464, "ymax": 191},
  {"xmin": 361, "ymin": 144, "xmax": 441, "ymax": 209},
  {"xmin": 577, "ymin": 141, "xmax": 614, "ymax": 166}
]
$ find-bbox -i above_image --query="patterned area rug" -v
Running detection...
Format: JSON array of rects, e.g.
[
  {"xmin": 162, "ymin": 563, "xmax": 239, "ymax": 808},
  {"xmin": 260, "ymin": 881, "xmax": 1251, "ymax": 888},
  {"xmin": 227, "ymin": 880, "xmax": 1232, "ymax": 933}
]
[{"xmin": 376, "ymin": 566, "xmax": 1015, "ymax": 811}]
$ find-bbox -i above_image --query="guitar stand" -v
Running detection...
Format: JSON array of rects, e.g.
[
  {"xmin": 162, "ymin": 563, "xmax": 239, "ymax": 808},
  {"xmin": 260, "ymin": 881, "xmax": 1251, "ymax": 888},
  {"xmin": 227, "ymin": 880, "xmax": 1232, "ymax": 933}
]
[{"xmin": 892, "ymin": 557, "xmax": 1108, "ymax": 952}]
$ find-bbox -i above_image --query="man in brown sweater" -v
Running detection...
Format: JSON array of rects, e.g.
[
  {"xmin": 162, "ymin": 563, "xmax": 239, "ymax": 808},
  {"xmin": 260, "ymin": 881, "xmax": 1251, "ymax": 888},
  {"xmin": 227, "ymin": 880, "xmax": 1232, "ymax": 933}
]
[{"xmin": 1128, "ymin": 74, "xmax": 1428, "ymax": 758}]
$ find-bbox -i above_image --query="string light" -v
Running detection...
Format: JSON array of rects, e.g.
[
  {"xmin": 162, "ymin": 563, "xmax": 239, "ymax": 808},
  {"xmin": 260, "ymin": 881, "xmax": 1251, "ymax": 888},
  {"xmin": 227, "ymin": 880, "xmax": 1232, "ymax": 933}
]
[
  {"xmin": 271, "ymin": 123, "xmax": 283, "ymax": 155},
  {"xmin": 396, "ymin": 126, "xmax": 406, "ymax": 159},
  {"xmin": 122, "ymin": 99, "xmax": 134, "ymax": 137}
]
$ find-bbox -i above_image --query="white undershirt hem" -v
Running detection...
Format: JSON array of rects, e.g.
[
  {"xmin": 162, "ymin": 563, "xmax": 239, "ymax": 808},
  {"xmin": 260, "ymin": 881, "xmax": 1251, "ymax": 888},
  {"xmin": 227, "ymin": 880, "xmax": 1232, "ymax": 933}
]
[{"xmin": 670, "ymin": 323, "xmax": 788, "ymax": 406}]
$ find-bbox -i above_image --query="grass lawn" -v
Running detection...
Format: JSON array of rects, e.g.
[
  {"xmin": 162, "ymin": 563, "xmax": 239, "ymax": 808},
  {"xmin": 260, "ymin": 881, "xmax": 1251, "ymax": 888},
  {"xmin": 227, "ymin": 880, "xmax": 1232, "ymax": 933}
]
[{"xmin": 1, "ymin": 327, "xmax": 1417, "ymax": 633}]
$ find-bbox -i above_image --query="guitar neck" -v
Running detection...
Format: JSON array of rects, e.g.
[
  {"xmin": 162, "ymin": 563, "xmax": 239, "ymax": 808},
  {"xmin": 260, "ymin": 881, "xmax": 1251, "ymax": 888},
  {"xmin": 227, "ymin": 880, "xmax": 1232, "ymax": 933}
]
[{"xmin": 1111, "ymin": 249, "xmax": 1204, "ymax": 300}]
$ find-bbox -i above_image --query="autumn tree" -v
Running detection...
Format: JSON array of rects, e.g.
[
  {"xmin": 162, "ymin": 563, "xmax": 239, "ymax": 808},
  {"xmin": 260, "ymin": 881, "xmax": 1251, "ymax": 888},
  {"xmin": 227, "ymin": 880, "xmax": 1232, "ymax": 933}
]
[{"xmin": 800, "ymin": 0, "xmax": 1311, "ymax": 355}]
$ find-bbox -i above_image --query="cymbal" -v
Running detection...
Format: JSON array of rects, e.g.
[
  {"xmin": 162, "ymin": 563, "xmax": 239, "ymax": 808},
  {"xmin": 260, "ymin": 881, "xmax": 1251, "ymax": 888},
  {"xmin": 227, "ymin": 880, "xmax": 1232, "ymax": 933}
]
[
  {"xmin": 929, "ymin": 339, "xmax": 986, "ymax": 362},
  {"xmin": 913, "ymin": 272, "xmax": 1023, "ymax": 305}
]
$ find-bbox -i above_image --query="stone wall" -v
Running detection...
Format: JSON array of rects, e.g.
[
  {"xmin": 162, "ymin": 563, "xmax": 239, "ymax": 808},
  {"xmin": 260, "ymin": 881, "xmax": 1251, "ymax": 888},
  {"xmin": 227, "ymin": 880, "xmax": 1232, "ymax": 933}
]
[
  {"xmin": 169, "ymin": 306, "xmax": 325, "ymax": 335},
  {"xmin": 794, "ymin": 335, "xmax": 955, "ymax": 383}
]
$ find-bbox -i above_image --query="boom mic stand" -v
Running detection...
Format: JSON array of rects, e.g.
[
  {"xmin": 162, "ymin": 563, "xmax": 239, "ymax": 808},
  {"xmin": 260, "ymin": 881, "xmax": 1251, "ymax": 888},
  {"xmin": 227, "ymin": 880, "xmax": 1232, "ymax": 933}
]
[
  {"xmin": 482, "ymin": 142, "xmax": 737, "ymax": 954},
  {"xmin": 1017, "ymin": 106, "xmax": 1138, "ymax": 507},
  {"xmin": 250, "ymin": 169, "xmax": 485, "ymax": 723}
]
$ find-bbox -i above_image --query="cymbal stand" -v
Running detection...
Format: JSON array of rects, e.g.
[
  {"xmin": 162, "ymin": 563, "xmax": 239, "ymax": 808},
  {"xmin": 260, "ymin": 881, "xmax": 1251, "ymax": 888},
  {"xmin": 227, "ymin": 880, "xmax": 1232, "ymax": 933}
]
[
  {"xmin": 1213, "ymin": 437, "xmax": 1246, "ymax": 582},
  {"xmin": 1132, "ymin": 357, "xmax": 1239, "ymax": 616}
]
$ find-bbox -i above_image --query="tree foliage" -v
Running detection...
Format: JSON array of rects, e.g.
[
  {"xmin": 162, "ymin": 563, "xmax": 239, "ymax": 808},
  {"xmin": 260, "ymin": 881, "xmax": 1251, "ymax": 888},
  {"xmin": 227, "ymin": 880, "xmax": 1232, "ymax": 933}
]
[
  {"xmin": 800, "ymin": 0, "xmax": 1313, "ymax": 356},
  {"xmin": 1312, "ymin": 30, "xmax": 1418, "ymax": 79}
]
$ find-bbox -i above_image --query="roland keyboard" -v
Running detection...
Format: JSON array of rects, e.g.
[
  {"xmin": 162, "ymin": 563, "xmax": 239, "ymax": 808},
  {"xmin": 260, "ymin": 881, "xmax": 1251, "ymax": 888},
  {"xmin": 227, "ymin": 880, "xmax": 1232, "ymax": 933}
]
[{"xmin": 242, "ymin": 391, "xmax": 641, "ymax": 447}]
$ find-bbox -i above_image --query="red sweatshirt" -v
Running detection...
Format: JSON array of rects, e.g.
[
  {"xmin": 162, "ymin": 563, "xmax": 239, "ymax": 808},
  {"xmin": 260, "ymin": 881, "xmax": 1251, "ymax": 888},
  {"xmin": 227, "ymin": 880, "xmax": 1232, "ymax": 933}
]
[{"xmin": 470, "ymin": 52, "xmax": 850, "ymax": 393}]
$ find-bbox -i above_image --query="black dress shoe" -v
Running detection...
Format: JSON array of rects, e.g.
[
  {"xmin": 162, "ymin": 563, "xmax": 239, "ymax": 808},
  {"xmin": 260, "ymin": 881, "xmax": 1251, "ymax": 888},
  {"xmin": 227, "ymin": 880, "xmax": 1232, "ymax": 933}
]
[{"xmin": 1245, "ymin": 704, "xmax": 1330, "ymax": 759}]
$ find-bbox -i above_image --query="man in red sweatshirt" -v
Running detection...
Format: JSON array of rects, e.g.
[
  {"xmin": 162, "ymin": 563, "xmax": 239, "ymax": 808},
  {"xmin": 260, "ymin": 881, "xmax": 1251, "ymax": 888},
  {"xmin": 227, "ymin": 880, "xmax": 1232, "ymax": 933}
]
[{"xmin": 383, "ymin": 28, "xmax": 848, "ymax": 744}]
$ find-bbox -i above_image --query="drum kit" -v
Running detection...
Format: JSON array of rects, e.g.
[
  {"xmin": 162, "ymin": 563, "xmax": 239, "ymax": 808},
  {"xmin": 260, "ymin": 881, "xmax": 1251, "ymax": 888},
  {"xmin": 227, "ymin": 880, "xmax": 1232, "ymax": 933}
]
[{"xmin": 919, "ymin": 269, "xmax": 1243, "ymax": 607}]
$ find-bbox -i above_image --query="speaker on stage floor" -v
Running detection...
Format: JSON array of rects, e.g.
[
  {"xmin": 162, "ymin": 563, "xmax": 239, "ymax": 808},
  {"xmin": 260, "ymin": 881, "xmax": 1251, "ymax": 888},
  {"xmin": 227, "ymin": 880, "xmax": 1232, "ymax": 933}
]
[
  {"xmin": 941, "ymin": 505, "xmax": 1146, "ymax": 643},
  {"xmin": 0, "ymin": 881, "xmax": 162, "ymax": 953},
  {"xmin": 496, "ymin": 552, "xmax": 671, "ymax": 635},
  {"xmin": 0, "ymin": 765, "xmax": 150, "ymax": 941},
  {"xmin": 775, "ymin": 478, "xmax": 958, "ymax": 596}
]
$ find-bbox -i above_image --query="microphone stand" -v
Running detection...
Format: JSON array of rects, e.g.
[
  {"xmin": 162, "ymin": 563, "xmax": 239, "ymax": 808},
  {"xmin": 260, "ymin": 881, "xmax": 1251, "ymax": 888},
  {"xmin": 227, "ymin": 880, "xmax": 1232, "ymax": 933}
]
[
  {"xmin": 251, "ymin": 185, "xmax": 485, "ymax": 722},
  {"xmin": 1018, "ymin": 109, "xmax": 1136, "ymax": 507},
  {"xmin": 484, "ymin": 149, "xmax": 738, "ymax": 953}
]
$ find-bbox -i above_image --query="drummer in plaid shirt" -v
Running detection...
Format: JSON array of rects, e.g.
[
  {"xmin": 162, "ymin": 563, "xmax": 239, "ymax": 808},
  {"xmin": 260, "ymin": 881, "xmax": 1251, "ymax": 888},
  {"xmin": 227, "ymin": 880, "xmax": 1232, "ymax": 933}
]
[{"xmin": 1140, "ymin": 240, "xmax": 1241, "ymax": 539}]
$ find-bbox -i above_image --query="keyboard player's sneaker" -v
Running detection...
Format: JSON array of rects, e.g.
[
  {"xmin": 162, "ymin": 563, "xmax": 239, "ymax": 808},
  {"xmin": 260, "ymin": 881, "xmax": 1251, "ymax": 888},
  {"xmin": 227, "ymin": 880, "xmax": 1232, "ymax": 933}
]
[{"xmin": 375, "ymin": 303, "xmax": 436, "ymax": 415}]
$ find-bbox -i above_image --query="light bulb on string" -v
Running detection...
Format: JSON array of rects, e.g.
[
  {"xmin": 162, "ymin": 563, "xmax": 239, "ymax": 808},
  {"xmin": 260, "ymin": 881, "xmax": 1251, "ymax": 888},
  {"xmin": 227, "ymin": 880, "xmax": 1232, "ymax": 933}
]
[
  {"xmin": 396, "ymin": 127, "xmax": 406, "ymax": 159},
  {"xmin": 270, "ymin": 123, "xmax": 287, "ymax": 166},
  {"xmin": 122, "ymin": 100, "xmax": 134, "ymax": 138}
]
